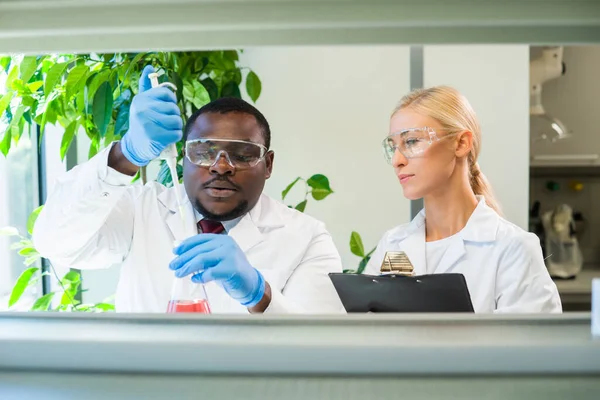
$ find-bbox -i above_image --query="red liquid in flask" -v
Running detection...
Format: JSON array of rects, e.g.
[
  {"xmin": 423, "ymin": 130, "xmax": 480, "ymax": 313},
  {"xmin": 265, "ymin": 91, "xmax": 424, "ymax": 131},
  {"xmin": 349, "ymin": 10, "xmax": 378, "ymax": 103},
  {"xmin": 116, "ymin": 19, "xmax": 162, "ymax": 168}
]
[{"xmin": 167, "ymin": 299, "xmax": 211, "ymax": 314}]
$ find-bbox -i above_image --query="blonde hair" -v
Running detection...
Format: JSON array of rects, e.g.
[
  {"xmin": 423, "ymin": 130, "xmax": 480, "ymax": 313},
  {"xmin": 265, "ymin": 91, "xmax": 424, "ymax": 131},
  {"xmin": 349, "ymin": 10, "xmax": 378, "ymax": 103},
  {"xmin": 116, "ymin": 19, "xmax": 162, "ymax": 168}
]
[{"xmin": 393, "ymin": 85, "xmax": 501, "ymax": 214}]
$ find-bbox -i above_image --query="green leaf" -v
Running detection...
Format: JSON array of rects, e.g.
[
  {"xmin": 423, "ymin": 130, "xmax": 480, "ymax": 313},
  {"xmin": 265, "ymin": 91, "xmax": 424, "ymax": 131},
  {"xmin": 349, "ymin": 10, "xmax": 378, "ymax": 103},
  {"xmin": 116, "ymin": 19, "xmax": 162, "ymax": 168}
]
[
  {"xmin": 343, "ymin": 269, "xmax": 356, "ymax": 274},
  {"xmin": 350, "ymin": 231, "xmax": 365, "ymax": 258},
  {"xmin": 192, "ymin": 80, "xmax": 210, "ymax": 109},
  {"xmin": 221, "ymin": 81, "xmax": 241, "ymax": 99},
  {"xmin": 103, "ymin": 123, "xmax": 115, "ymax": 148},
  {"xmin": 294, "ymin": 200, "xmax": 307, "ymax": 213},
  {"xmin": 0, "ymin": 226, "xmax": 19, "ymax": 236},
  {"xmin": 114, "ymin": 87, "xmax": 132, "ymax": 109},
  {"xmin": 19, "ymin": 56, "xmax": 38, "ymax": 83},
  {"xmin": 307, "ymin": 174, "xmax": 332, "ymax": 191},
  {"xmin": 130, "ymin": 170, "xmax": 141, "ymax": 183},
  {"xmin": 225, "ymin": 69, "xmax": 242, "ymax": 86},
  {"xmin": 0, "ymin": 56, "xmax": 10, "ymax": 72},
  {"xmin": 281, "ymin": 177, "xmax": 301, "ymax": 200},
  {"xmin": 92, "ymin": 302, "xmax": 115, "ymax": 312},
  {"xmin": 66, "ymin": 64, "xmax": 89, "ymax": 99},
  {"xmin": 169, "ymin": 71, "xmax": 184, "ymax": 103},
  {"xmin": 27, "ymin": 81, "xmax": 43, "ymax": 92},
  {"xmin": 46, "ymin": 98, "xmax": 59, "ymax": 126},
  {"xmin": 0, "ymin": 92, "xmax": 14, "ymax": 117},
  {"xmin": 245, "ymin": 71, "xmax": 262, "ymax": 102},
  {"xmin": 308, "ymin": 174, "xmax": 333, "ymax": 200},
  {"xmin": 62, "ymin": 270, "xmax": 81, "ymax": 283},
  {"xmin": 201, "ymin": 78, "xmax": 219, "ymax": 102},
  {"xmin": 87, "ymin": 69, "xmax": 111, "ymax": 107},
  {"xmin": 1, "ymin": 105, "xmax": 25, "ymax": 156},
  {"xmin": 92, "ymin": 81, "xmax": 113, "ymax": 137},
  {"xmin": 31, "ymin": 292, "xmax": 55, "ymax": 311},
  {"xmin": 24, "ymin": 255, "xmax": 41, "ymax": 266},
  {"xmin": 88, "ymin": 136, "xmax": 99, "ymax": 158},
  {"xmin": 357, "ymin": 257, "xmax": 369, "ymax": 274},
  {"xmin": 44, "ymin": 62, "xmax": 68, "ymax": 98},
  {"xmin": 76, "ymin": 85, "xmax": 86, "ymax": 113},
  {"xmin": 224, "ymin": 50, "xmax": 239, "ymax": 62},
  {"xmin": 114, "ymin": 104, "xmax": 129, "ymax": 137},
  {"xmin": 60, "ymin": 120, "xmax": 78, "ymax": 161},
  {"xmin": 18, "ymin": 247, "xmax": 38, "ymax": 257},
  {"xmin": 311, "ymin": 188, "xmax": 333, "ymax": 201},
  {"xmin": 11, "ymin": 79, "xmax": 28, "ymax": 94},
  {"xmin": 22, "ymin": 109, "xmax": 33, "ymax": 125},
  {"xmin": 8, "ymin": 267, "xmax": 39, "ymax": 307},
  {"xmin": 60, "ymin": 274, "xmax": 81, "ymax": 306},
  {"xmin": 26, "ymin": 205, "xmax": 44, "ymax": 235},
  {"xmin": 124, "ymin": 52, "xmax": 150, "ymax": 83},
  {"xmin": 5, "ymin": 64, "xmax": 19, "ymax": 90}
]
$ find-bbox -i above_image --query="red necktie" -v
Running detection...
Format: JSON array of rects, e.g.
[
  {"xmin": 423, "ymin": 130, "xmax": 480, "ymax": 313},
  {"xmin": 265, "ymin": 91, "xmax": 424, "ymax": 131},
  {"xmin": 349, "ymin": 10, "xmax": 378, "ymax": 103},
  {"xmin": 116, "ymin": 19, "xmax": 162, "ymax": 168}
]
[{"xmin": 198, "ymin": 219, "xmax": 225, "ymax": 234}]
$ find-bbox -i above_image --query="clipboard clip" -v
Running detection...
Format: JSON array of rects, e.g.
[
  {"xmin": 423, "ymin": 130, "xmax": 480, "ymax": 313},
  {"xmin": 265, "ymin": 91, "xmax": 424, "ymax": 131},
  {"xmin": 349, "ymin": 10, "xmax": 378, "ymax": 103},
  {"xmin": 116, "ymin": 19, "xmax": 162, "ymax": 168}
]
[{"xmin": 380, "ymin": 251, "xmax": 414, "ymax": 276}]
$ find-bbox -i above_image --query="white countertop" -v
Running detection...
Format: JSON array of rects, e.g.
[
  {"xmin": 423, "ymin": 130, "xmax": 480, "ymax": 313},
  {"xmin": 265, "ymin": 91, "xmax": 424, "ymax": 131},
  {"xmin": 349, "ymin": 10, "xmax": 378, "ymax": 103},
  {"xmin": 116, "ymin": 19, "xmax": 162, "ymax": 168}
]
[{"xmin": 553, "ymin": 269, "xmax": 600, "ymax": 295}]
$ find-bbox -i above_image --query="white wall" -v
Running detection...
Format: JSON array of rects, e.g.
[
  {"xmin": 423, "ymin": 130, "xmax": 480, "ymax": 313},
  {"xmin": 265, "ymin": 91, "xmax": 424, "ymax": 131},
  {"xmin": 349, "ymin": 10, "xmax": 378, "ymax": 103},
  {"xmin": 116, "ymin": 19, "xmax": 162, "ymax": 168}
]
[
  {"xmin": 241, "ymin": 46, "xmax": 411, "ymax": 270},
  {"xmin": 424, "ymin": 45, "xmax": 530, "ymax": 229}
]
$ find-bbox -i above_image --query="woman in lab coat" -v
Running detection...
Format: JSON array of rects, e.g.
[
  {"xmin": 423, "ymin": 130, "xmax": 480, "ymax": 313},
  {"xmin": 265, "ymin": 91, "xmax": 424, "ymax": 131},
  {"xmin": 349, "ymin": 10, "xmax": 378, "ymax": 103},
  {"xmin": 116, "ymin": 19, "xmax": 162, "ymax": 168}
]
[{"xmin": 365, "ymin": 86, "xmax": 562, "ymax": 313}]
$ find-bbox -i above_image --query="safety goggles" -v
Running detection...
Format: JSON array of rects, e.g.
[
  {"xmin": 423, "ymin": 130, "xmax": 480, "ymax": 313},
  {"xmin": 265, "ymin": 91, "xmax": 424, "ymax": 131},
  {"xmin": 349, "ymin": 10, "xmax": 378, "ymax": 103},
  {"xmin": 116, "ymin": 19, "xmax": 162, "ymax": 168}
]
[
  {"xmin": 382, "ymin": 127, "xmax": 457, "ymax": 164},
  {"xmin": 185, "ymin": 138, "xmax": 268, "ymax": 170}
]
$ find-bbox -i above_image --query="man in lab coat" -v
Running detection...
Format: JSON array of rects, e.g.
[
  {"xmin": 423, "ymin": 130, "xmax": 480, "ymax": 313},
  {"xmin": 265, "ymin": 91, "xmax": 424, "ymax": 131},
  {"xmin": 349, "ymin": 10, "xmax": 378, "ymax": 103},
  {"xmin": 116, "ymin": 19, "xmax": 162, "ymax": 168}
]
[{"xmin": 33, "ymin": 66, "xmax": 345, "ymax": 314}]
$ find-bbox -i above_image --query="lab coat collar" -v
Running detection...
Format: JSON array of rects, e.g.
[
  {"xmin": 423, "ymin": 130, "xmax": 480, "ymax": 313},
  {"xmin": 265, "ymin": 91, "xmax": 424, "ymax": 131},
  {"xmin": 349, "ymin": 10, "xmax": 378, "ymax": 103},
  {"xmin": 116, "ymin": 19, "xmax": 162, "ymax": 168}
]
[
  {"xmin": 159, "ymin": 186, "xmax": 284, "ymax": 252},
  {"xmin": 387, "ymin": 196, "xmax": 500, "ymax": 274}
]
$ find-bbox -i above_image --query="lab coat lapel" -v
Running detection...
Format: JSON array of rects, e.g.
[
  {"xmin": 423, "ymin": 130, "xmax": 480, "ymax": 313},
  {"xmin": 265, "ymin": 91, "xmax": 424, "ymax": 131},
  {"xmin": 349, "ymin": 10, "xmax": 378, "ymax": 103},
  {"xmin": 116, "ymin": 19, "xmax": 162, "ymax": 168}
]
[
  {"xmin": 228, "ymin": 214, "xmax": 263, "ymax": 253},
  {"xmin": 227, "ymin": 195, "xmax": 284, "ymax": 253},
  {"xmin": 431, "ymin": 196, "xmax": 499, "ymax": 274}
]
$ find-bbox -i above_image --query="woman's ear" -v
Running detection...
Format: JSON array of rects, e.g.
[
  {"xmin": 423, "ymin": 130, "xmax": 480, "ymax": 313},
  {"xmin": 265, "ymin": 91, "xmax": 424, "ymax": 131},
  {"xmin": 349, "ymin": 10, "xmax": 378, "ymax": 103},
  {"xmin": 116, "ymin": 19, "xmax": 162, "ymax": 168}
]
[{"xmin": 455, "ymin": 131, "xmax": 473, "ymax": 158}]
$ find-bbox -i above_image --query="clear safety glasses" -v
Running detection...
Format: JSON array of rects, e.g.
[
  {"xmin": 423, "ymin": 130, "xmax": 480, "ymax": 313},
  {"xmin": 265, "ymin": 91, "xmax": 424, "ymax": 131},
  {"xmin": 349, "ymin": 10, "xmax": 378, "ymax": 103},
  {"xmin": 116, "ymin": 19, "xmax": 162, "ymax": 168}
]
[
  {"xmin": 185, "ymin": 138, "xmax": 268, "ymax": 170},
  {"xmin": 382, "ymin": 127, "xmax": 457, "ymax": 164}
]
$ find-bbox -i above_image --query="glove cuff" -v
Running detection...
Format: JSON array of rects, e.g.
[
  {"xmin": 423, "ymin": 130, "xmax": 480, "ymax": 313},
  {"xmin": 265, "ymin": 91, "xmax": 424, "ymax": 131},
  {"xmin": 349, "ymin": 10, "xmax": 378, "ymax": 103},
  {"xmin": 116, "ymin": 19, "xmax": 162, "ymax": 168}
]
[
  {"xmin": 120, "ymin": 135, "xmax": 150, "ymax": 167},
  {"xmin": 241, "ymin": 270, "xmax": 266, "ymax": 308}
]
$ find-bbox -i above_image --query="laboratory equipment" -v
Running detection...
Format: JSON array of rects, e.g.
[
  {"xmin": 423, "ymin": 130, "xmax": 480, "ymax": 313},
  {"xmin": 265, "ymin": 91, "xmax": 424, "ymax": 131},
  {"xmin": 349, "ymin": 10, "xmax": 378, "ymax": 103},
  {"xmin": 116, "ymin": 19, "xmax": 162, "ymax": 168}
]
[
  {"xmin": 542, "ymin": 204, "xmax": 583, "ymax": 279},
  {"xmin": 530, "ymin": 46, "xmax": 571, "ymax": 143},
  {"xmin": 146, "ymin": 71, "xmax": 212, "ymax": 314}
]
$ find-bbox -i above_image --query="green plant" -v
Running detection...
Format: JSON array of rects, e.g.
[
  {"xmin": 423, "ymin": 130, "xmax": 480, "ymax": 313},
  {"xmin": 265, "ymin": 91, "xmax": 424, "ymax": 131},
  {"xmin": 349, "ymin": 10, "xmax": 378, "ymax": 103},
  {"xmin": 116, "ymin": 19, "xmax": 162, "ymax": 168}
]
[
  {"xmin": 279, "ymin": 175, "xmax": 375, "ymax": 272},
  {"xmin": 281, "ymin": 174, "xmax": 334, "ymax": 212},
  {"xmin": 1, "ymin": 50, "xmax": 261, "ymax": 310},
  {"xmin": 346, "ymin": 231, "xmax": 376, "ymax": 274},
  {"xmin": 0, "ymin": 51, "xmax": 262, "ymax": 185},
  {"xmin": 1, "ymin": 207, "xmax": 114, "ymax": 312}
]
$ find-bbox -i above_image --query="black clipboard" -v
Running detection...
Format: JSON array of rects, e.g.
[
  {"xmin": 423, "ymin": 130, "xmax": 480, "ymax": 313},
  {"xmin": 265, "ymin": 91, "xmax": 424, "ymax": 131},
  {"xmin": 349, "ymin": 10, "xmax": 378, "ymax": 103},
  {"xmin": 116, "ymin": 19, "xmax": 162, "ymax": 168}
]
[{"xmin": 329, "ymin": 273, "xmax": 474, "ymax": 313}]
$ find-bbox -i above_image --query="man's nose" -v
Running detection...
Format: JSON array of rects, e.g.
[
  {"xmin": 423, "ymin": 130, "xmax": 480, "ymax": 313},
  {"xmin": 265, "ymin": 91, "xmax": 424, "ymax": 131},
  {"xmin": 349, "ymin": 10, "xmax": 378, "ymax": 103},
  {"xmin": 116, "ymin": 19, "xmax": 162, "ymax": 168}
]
[{"xmin": 209, "ymin": 151, "xmax": 235, "ymax": 175}]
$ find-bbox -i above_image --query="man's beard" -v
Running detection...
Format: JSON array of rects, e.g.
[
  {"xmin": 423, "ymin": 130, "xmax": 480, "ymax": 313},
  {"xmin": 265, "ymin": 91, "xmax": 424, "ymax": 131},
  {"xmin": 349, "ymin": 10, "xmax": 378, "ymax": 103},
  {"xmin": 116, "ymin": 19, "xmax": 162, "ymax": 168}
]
[{"xmin": 193, "ymin": 198, "xmax": 249, "ymax": 222}]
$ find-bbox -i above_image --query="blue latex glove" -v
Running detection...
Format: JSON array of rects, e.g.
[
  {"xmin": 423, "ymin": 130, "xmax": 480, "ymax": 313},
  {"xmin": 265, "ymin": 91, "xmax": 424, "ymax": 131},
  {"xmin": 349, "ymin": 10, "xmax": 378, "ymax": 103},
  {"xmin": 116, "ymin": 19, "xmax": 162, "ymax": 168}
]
[
  {"xmin": 120, "ymin": 65, "xmax": 183, "ymax": 166},
  {"xmin": 169, "ymin": 234, "xmax": 266, "ymax": 307}
]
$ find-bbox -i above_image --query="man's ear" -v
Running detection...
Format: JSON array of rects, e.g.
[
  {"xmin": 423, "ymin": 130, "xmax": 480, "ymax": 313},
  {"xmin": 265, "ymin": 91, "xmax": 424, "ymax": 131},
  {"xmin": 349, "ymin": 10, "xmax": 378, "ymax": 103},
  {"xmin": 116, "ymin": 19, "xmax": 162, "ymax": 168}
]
[
  {"xmin": 455, "ymin": 131, "xmax": 473, "ymax": 158},
  {"xmin": 265, "ymin": 150, "xmax": 274, "ymax": 179}
]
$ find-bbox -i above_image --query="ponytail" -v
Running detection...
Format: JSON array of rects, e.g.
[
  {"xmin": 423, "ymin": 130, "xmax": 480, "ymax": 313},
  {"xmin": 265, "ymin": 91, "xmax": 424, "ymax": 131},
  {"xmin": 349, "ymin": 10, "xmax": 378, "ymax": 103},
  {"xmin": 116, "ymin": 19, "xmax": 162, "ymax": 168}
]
[{"xmin": 468, "ymin": 158, "xmax": 501, "ymax": 215}]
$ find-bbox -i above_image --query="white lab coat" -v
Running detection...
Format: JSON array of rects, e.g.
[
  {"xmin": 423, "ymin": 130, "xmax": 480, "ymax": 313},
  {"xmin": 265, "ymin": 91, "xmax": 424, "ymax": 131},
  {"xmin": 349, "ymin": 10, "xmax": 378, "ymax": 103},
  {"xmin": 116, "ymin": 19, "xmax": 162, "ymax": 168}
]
[
  {"xmin": 33, "ymin": 145, "xmax": 345, "ymax": 314},
  {"xmin": 365, "ymin": 197, "xmax": 562, "ymax": 313}
]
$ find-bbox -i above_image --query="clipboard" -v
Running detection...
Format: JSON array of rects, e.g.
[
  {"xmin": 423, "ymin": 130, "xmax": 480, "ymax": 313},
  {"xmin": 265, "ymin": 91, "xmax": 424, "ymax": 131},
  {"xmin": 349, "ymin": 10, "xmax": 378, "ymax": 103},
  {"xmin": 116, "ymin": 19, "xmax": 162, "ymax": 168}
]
[{"xmin": 329, "ymin": 273, "xmax": 475, "ymax": 313}]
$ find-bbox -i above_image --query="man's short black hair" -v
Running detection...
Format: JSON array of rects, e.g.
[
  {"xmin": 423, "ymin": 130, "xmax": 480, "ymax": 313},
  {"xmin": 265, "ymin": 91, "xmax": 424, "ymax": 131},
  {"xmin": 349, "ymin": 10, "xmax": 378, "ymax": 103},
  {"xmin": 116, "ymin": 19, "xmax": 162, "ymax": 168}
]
[{"xmin": 183, "ymin": 97, "xmax": 271, "ymax": 149}]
